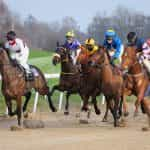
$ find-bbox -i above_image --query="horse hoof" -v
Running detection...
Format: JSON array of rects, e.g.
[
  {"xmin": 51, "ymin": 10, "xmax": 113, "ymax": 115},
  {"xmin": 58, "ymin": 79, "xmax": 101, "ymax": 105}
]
[
  {"xmin": 124, "ymin": 112, "xmax": 129, "ymax": 117},
  {"xmin": 142, "ymin": 127, "xmax": 149, "ymax": 132},
  {"xmin": 75, "ymin": 113, "xmax": 80, "ymax": 118},
  {"xmin": 134, "ymin": 111, "xmax": 139, "ymax": 117},
  {"xmin": 24, "ymin": 112, "xmax": 29, "ymax": 118},
  {"xmin": 64, "ymin": 111, "xmax": 69, "ymax": 115},
  {"xmin": 10, "ymin": 126, "xmax": 23, "ymax": 131},
  {"xmin": 95, "ymin": 110, "xmax": 101, "ymax": 115},
  {"xmin": 79, "ymin": 119, "xmax": 88, "ymax": 124},
  {"xmin": 52, "ymin": 107, "xmax": 57, "ymax": 112},
  {"xmin": 102, "ymin": 118, "xmax": 108, "ymax": 122},
  {"xmin": 119, "ymin": 120, "xmax": 127, "ymax": 127}
]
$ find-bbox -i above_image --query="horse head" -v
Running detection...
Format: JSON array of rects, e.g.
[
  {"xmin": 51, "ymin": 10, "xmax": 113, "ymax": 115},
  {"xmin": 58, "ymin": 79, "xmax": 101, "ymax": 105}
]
[
  {"xmin": 121, "ymin": 46, "xmax": 138, "ymax": 72},
  {"xmin": 0, "ymin": 48, "xmax": 10, "ymax": 65},
  {"xmin": 52, "ymin": 46, "xmax": 72, "ymax": 66},
  {"xmin": 88, "ymin": 46, "xmax": 107, "ymax": 68}
]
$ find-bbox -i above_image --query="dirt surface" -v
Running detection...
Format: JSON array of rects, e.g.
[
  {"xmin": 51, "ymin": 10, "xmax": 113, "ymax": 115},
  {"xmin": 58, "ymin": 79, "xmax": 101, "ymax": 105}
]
[{"xmin": 0, "ymin": 105, "xmax": 150, "ymax": 150}]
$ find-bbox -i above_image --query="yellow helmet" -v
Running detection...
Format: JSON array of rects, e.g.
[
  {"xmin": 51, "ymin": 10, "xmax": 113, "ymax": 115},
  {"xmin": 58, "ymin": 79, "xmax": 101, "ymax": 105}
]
[
  {"xmin": 65, "ymin": 31, "xmax": 75, "ymax": 37},
  {"xmin": 85, "ymin": 38, "xmax": 95, "ymax": 46}
]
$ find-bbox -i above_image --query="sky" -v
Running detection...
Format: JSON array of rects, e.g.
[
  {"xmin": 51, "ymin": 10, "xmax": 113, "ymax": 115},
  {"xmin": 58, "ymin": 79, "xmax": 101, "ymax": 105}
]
[{"xmin": 6, "ymin": 0, "xmax": 150, "ymax": 31}]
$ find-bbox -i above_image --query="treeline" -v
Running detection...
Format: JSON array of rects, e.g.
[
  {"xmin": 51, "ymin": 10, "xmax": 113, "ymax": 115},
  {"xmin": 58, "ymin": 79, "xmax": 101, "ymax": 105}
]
[
  {"xmin": 88, "ymin": 6, "xmax": 150, "ymax": 43},
  {"xmin": 0, "ymin": 0, "xmax": 150, "ymax": 50}
]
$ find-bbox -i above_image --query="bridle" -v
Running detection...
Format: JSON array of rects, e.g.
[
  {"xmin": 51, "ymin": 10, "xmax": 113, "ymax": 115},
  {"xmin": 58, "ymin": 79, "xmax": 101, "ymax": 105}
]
[{"xmin": 122, "ymin": 54, "xmax": 144, "ymax": 78}]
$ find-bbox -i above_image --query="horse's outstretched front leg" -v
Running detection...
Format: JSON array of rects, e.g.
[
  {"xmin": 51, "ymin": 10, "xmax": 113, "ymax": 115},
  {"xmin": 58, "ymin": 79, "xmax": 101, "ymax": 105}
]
[
  {"xmin": 16, "ymin": 96, "xmax": 23, "ymax": 127},
  {"xmin": 50, "ymin": 85, "xmax": 59, "ymax": 96},
  {"xmin": 64, "ymin": 92, "xmax": 71, "ymax": 115},
  {"xmin": 47, "ymin": 91, "xmax": 57, "ymax": 112},
  {"xmin": 92, "ymin": 96, "xmax": 101, "ymax": 115}
]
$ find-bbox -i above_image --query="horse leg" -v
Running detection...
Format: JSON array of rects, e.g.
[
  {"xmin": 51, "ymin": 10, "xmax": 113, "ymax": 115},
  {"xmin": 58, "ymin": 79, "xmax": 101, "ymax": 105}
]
[
  {"xmin": 92, "ymin": 96, "xmax": 101, "ymax": 115},
  {"xmin": 64, "ymin": 92, "xmax": 71, "ymax": 115},
  {"xmin": 113, "ymin": 97, "xmax": 120, "ymax": 127},
  {"xmin": 80, "ymin": 95, "xmax": 90, "ymax": 123},
  {"xmin": 47, "ymin": 91, "xmax": 57, "ymax": 112},
  {"xmin": 123, "ymin": 94, "xmax": 129, "ymax": 117},
  {"xmin": 5, "ymin": 97, "xmax": 14, "ymax": 116},
  {"xmin": 102, "ymin": 98, "xmax": 109, "ymax": 122},
  {"xmin": 16, "ymin": 96, "xmax": 23, "ymax": 127},
  {"xmin": 23, "ymin": 91, "xmax": 32, "ymax": 112},
  {"xmin": 118, "ymin": 96, "xmax": 123, "ymax": 118},
  {"xmin": 50, "ymin": 85, "xmax": 59, "ymax": 96},
  {"xmin": 134, "ymin": 88, "xmax": 145, "ymax": 117}
]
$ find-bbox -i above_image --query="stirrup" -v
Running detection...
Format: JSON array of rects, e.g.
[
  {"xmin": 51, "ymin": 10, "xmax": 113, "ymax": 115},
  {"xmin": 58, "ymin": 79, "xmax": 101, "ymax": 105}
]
[{"xmin": 25, "ymin": 72, "xmax": 34, "ymax": 81}]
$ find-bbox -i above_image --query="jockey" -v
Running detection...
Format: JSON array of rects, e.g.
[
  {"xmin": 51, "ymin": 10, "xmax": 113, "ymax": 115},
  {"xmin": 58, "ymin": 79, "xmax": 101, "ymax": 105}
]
[
  {"xmin": 84, "ymin": 38, "xmax": 98, "ymax": 56},
  {"xmin": 5, "ymin": 31, "xmax": 33, "ymax": 81},
  {"xmin": 127, "ymin": 32, "xmax": 145, "ymax": 52},
  {"xmin": 139, "ymin": 39, "xmax": 150, "ymax": 73},
  {"xmin": 103, "ymin": 29, "xmax": 123, "ymax": 66},
  {"xmin": 56, "ymin": 31, "xmax": 81, "ymax": 65}
]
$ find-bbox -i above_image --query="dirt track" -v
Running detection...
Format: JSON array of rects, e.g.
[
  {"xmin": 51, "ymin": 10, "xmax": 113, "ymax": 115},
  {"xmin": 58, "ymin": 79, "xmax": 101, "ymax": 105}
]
[{"xmin": 0, "ymin": 106, "xmax": 150, "ymax": 150}]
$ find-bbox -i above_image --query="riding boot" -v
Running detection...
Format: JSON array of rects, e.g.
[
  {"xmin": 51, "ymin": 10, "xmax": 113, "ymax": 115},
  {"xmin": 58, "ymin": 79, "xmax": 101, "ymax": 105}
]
[{"xmin": 25, "ymin": 71, "xmax": 34, "ymax": 81}]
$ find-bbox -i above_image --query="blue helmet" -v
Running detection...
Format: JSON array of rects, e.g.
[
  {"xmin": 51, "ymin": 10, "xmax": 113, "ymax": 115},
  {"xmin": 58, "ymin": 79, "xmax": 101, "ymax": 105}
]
[{"xmin": 105, "ymin": 29, "xmax": 116, "ymax": 39}]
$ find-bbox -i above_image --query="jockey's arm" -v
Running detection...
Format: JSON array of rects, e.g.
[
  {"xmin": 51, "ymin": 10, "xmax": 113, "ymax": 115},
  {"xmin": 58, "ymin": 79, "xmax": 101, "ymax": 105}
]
[{"xmin": 113, "ymin": 41, "xmax": 122, "ymax": 59}]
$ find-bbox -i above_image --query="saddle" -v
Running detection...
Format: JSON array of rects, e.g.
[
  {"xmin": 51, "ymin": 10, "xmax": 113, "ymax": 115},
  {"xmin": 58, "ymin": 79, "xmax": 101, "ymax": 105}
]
[
  {"xmin": 18, "ymin": 64, "xmax": 35, "ymax": 81},
  {"xmin": 12, "ymin": 60, "xmax": 36, "ymax": 81}
]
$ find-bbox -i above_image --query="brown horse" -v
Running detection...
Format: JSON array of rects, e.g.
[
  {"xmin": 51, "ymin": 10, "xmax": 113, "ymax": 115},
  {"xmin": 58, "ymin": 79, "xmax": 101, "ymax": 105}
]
[
  {"xmin": 0, "ymin": 48, "xmax": 56, "ymax": 127},
  {"xmin": 52, "ymin": 46, "xmax": 101, "ymax": 118},
  {"xmin": 121, "ymin": 46, "xmax": 149, "ymax": 116},
  {"xmin": 89, "ymin": 47, "xmax": 123, "ymax": 127}
]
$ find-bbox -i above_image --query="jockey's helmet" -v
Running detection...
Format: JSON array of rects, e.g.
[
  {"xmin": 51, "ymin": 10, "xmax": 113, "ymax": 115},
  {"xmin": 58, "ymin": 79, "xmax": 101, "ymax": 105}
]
[
  {"xmin": 127, "ymin": 32, "xmax": 137, "ymax": 45},
  {"xmin": 85, "ymin": 38, "xmax": 95, "ymax": 51},
  {"xmin": 105, "ymin": 29, "xmax": 116, "ymax": 39},
  {"xmin": 65, "ymin": 31, "xmax": 75, "ymax": 38},
  {"xmin": 6, "ymin": 30, "xmax": 16, "ymax": 41},
  {"xmin": 105, "ymin": 29, "xmax": 116, "ymax": 44},
  {"xmin": 146, "ymin": 39, "xmax": 150, "ymax": 47}
]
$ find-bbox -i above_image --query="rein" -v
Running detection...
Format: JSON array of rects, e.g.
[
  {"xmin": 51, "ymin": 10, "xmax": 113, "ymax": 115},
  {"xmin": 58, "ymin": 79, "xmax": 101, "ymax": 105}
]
[
  {"xmin": 125, "ymin": 61, "xmax": 144, "ymax": 78},
  {"xmin": 126, "ymin": 72, "xmax": 144, "ymax": 78}
]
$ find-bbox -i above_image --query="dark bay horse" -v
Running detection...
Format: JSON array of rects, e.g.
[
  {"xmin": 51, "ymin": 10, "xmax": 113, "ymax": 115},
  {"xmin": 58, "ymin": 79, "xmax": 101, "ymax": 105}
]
[
  {"xmin": 52, "ymin": 46, "xmax": 101, "ymax": 118},
  {"xmin": 89, "ymin": 47, "xmax": 123, "ymax": 127},
  {"xmin": 121, "ymin": 46, "xmax": 149, "ymax": 116},
  {"xmin": 0, "ymin": 48, "xmax": 56, "ymax": 127},
  {"xmin": 77, "ymin": 46, "xmax": 101, "ymax": 115},
  {"xmin": 51, "ymin": 47, "xmax": 80, "ymax": 115}
]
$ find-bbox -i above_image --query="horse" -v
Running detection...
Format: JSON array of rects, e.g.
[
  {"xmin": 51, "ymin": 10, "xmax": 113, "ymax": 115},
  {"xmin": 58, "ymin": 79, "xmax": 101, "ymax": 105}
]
[
  {"xmin": 88, "ymin": 47, "xmax": 123, "ymax": 127},
  {"xmin": 0, "ymin": 48, "xmax": 56, "ymax": 128},
  {"xmin": 52, "ymin": 46, "xmax": 80, "ymax": 115},
  {"xmin": 52, "ymin": 46, "xmax": 101, "ymax": 119},
  {"xmin": 77, "ymin": 45, "xmax": 101, "ymax": 116},
  {"xmin": 121, "ymin": 46, "xmax": 149, "ymax": 116}
]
